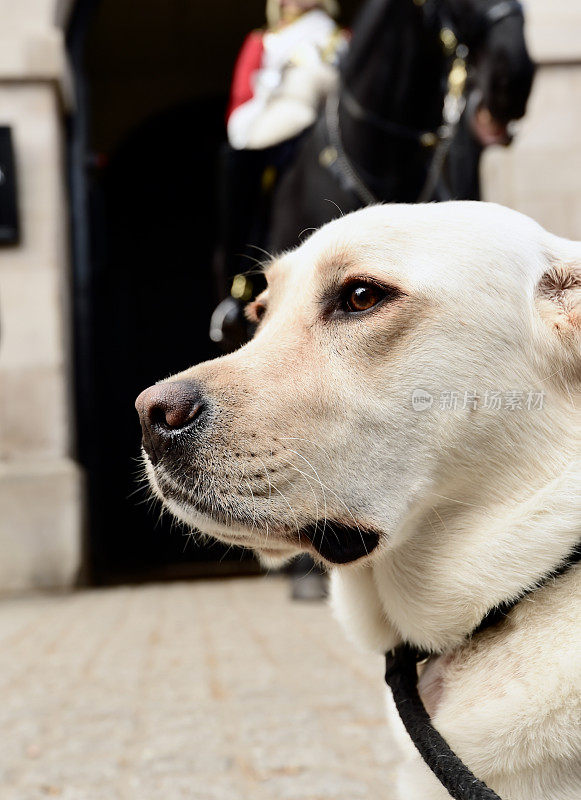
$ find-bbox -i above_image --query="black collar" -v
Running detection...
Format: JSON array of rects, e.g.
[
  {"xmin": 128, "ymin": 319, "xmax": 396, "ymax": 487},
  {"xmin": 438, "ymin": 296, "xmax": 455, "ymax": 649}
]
[
  {"xmin": 384, "ymin": 540, "xmax": 581, "ymax": 800},
  {"xmin": 471, "ymin": 540, "xmax": 581, "ymax": 639}
]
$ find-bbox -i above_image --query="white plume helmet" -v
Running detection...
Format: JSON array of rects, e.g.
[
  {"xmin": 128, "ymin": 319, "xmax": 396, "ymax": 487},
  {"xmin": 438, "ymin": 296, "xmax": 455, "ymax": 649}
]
[{"xmin": 266, "ymin": 0, "xmax": 340, "ymax": 28}]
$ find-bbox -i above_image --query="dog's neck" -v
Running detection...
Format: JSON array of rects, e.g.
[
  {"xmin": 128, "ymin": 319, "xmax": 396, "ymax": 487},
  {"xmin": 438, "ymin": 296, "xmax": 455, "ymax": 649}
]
[{"xmin": 331, "ymin": 431, "xmax": 581, "ymax": 655}]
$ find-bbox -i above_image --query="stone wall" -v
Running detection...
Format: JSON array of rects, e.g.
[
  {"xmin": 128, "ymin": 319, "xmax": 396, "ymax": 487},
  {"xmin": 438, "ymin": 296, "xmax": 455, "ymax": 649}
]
[
  {"xmin": 482, "ymin": 0, "xmax": 581, "ymax": 240},
  {"xmin": 0, "ymin": 2, "xmax": 81, "ymax": 591}
]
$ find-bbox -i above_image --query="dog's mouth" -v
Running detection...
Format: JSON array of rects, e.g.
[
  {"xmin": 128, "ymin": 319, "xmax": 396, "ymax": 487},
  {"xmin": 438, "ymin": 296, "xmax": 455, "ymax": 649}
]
[
  {"xmin": 299, "ymin": 521, "xmax": 380, "ymax": 564},
  {"xmin": 150, "ymin": 465, "xmax": 380, "ymax": 565}
]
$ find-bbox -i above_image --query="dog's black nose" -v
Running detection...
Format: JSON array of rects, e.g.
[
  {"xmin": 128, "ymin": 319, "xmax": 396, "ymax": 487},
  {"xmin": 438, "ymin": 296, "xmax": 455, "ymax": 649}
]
[{"xmin": 135, "ymin": 380, "xmax": 206, "ymax": 465}]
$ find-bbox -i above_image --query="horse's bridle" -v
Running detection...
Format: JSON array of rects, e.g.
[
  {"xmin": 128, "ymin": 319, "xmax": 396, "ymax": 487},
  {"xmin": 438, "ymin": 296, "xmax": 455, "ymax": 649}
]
[
  {"xmin": 322, "ymin": 0, "xmax": 524, "ymax": 205},
  {"xmin": 339, "ymin": 0, "xmax": 525, "ymax": 138}
]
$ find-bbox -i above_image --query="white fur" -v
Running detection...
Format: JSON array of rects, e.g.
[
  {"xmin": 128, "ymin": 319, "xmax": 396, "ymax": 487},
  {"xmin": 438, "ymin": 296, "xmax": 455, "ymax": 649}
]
[{"xmin": 143, "ymin": 202, "xmax": 581, "ymax": 799}]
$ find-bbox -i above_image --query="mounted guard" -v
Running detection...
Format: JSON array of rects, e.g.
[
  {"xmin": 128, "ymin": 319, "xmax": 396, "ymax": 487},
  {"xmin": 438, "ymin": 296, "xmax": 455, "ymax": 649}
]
[
  {"xmin": 226, "ymin": 0, "xmax": 348, "ymax": 151},
  {"xmin": 212, "ymin": 0, "xmax": 535, "ymax": 351}
]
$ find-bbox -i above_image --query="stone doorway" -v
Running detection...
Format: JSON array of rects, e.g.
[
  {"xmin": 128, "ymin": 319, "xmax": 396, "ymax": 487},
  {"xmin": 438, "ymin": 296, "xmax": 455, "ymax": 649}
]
[
  {"xmin": 65, "ymin": 0, "xmax": 363, "ymax": 584},
  {"xmin": 66, "ymin": 0, "xmax": 270, "ymax": 583}
]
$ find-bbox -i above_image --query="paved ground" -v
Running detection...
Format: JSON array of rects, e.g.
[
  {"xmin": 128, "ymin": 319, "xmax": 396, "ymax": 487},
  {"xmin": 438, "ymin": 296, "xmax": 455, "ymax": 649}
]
[{"xmin": 0, "ymin": 577, "xmax": 399, "ymax": 800}]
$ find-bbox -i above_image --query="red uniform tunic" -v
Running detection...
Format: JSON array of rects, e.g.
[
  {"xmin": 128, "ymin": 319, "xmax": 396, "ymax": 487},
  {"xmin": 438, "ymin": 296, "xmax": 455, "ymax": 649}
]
[{"xmin": 227, "ymin": 32, "xmax": 265, "ymax": 121}]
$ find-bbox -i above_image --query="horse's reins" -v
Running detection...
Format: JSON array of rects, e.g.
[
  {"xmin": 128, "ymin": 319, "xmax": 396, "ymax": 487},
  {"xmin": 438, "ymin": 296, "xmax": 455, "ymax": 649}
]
[
  {"xmin": 321, "ymin": 0, "xmax": 524, "ymax": 205},
  {"xmin": 384, "ymin": 541, "xmax": 581, "ymax": 800}
]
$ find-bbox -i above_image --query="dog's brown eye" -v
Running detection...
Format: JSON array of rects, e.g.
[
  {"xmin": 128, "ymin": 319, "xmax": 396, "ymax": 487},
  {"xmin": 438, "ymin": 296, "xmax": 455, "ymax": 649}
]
[{"xmin": 344, "ymin": 283, "xmax": 386, "ymax": 313}]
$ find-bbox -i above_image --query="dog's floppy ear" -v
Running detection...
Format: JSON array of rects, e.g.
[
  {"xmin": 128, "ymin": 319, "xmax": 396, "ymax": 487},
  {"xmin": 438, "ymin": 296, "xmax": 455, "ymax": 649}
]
[{"xmin": 535, "ymin": 248, "xmax": 581, "ymax": 383}]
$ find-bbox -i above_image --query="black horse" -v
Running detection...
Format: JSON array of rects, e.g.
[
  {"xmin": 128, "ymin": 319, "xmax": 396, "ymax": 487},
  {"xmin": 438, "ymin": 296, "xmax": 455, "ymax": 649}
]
[
  {"xmin": 269, "ymin": 0, "xmax": 534, "ymax": 252},
  {"xmin": 212, "ymin": 0, "xmax": 534, "ymax": 347}
]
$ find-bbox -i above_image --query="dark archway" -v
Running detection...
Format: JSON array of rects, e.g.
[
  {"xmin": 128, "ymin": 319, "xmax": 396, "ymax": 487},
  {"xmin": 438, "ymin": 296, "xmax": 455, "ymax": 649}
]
[{"xmin": 65, "ymin": 0, "xmax": 361, "ymax": 584}]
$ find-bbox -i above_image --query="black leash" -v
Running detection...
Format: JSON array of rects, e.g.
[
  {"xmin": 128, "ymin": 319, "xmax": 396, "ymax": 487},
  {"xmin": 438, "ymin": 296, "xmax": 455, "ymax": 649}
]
[
  {"xmin": 384, "ymin": 542, "xmax": 581, "ymax": 800},
  {"xmin": 385, "ymin": 644, "xmax": 501, "ymax": 800}
]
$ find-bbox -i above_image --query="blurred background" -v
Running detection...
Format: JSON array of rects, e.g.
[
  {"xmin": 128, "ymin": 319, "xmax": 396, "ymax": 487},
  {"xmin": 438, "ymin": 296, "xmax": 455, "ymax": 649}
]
[
  {"xmin": 1, "ymin": 0, "xmax": 371, "ymax": 591},
  {"xmin": 0, "ymin": 1, "xmax": 580, "ymax": 798},
  {"xmin": 1, "ymin": 0, "xmax": 580, "ymax": 593}
]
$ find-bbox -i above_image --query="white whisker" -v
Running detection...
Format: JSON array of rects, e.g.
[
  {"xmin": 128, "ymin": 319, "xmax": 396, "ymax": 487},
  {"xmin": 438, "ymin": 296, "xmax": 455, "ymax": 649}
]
[
  {"xmin": 324, "ymin": 198, "xmax": 345, "ymax": 217},
  {"xmin": 258, "ymin": 458, "xmax": 301, "ymax": 542},
  {"xmin": 282, "ymin": 448, "xmax": 328, "ymax": 546},
  {"xmin": 278, "ymin": 456, "xmax": 323, "ymax": 544},
  {"xmin": 428, "ymin": 492, "xmax": 491, "ymax": 514}
]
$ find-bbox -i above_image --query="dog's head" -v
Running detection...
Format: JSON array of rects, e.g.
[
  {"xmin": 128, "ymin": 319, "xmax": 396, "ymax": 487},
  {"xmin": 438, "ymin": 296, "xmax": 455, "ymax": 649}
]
[{"xmin": 136, "ymin": 203, "xmax": 580, "ymax": 569}]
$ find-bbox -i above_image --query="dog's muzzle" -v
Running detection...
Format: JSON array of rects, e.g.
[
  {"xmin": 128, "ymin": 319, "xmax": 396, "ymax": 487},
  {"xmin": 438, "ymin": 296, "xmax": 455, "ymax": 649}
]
[{"xmin": 135, "ymin": 380, "xmax": 381, "ymax": 565}]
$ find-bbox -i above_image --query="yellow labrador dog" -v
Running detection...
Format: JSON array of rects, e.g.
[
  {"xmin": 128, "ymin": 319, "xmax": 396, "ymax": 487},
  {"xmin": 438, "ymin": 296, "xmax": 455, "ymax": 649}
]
[{"xmin": 136, "ymin": 202, "xmax": 580, "ymax": 800}]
